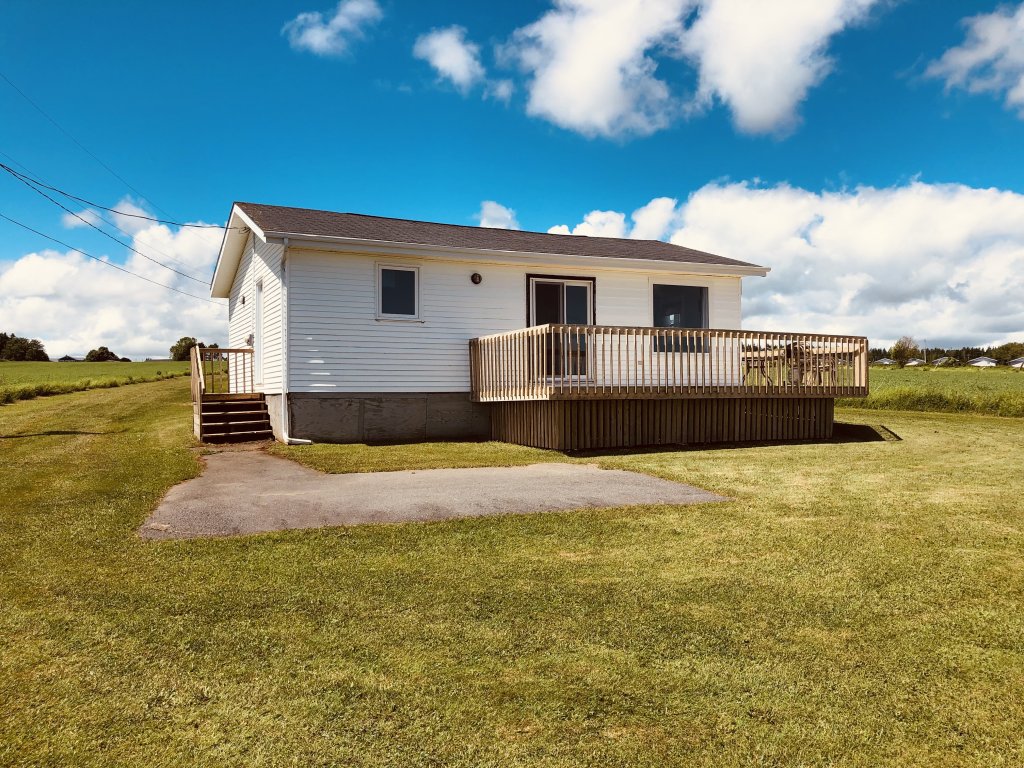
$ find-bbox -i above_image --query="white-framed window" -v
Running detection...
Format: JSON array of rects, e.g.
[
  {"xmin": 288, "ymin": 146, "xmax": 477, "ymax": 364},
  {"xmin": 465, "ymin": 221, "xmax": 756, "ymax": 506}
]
[{"xmin": 376, "ymin": 264, "xmax": 420, "ymax": 320}]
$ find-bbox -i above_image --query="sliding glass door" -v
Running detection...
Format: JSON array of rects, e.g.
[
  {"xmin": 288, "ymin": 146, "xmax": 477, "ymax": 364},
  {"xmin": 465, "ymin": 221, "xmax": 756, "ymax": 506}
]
[{"xmin": 529, "ymin": 277, "xmax": 593, "ymax": 378}]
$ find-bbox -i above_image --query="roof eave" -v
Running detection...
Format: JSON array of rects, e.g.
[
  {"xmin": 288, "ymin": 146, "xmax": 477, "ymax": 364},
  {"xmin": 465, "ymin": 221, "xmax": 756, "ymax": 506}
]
[
  {"xmin": 260, "ymin": 230, "xmax": 771, "ymax": 277},
  {"xmin": 210, "ymin": 205, "xmax": 266, "ymax": 298}
]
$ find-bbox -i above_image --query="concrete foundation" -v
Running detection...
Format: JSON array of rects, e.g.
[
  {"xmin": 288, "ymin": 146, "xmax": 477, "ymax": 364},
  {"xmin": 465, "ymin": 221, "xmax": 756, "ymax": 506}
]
[
  {"xmin": 287, "ymin": 392, "xmax": 490, "ymax": 443},
  {"xmin": 265, "ymin": 393, "xmax": 286, "ymax": 441}
]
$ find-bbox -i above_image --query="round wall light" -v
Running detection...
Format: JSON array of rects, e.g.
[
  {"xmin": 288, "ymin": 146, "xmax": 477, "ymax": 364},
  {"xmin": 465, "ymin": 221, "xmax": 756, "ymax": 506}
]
[{"xmin": 471, "ymin": 272, "xmax": 482, "ymax": 284}]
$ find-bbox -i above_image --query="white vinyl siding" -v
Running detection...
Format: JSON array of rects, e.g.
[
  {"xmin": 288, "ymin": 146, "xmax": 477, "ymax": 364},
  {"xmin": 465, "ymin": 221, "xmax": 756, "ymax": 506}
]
[
  {"xmin": 225, "ymin": 235, "xmax": 285, "ymax": 393},
  {"xmin": 286, "ymin": 248, "xmax": 743, "ymax": 394}
]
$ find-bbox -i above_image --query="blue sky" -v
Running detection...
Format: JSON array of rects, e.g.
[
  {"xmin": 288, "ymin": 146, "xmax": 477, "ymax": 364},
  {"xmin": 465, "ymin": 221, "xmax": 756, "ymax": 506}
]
[{"xmin": 2, "ymin": 0, "xmax": 1023, "ymax": 356}]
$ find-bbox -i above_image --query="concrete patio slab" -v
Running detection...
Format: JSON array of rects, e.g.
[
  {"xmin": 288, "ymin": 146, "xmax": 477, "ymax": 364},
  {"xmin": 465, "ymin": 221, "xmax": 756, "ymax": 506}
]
[{"xmin": 140, "ymin": 451, "xmax": 726, "ymax": 540}]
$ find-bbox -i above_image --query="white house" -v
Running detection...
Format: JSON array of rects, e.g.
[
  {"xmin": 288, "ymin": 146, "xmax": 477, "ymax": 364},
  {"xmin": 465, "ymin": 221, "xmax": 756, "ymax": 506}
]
[
  {"xmin": 905, "ymin": 358, "xmax": 927, "ymax": 367},
  {"xmin": 1009, "ymin": 357, "xmax": 1024, "ymax": 370},
  {"xmin": 874, "ymin": 357, "xmax": 896, "ymax": 366},
  {"xmin": 968, "ymin": 356, "xmax": 998, "ymax": 367},
  {"xmin": 203, "ymin": 202, "xmax": 869, "ymax": 449},
  {"xmin": 932, "ymin": 356, "xmax": 953, "ymax": 366}
]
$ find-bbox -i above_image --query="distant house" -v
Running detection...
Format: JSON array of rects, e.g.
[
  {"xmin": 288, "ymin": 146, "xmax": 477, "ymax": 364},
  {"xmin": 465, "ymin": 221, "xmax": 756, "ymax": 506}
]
[
  {"xmin": 874, "ymin": 357, "xmax": 896, "ymax": 366},
  {"xmin": 1009, "ymin": 357, "xmax": 1024, "ymax": 370},
  {"xmin": 967, "ymin": 356, "xmax": 998, "ymax": 367},
  {"xmin": 932, "ymin": 356, "xmax": 952, "ymax": 366},
  {"xmin": 905, "ymin": 358, "xmax": 927, "ymax": 367},
  {"xmin": 57, "ymin": 355, "xmax": 81, "ymax": 362},
  {"xmin": 145, "ymin": 357, "xmax": 173, "ymax": 362}
]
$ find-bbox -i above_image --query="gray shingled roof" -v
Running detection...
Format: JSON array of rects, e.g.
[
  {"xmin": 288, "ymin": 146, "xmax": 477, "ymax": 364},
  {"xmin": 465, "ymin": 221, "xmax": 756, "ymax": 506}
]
[{"xmin": 234, "ymin": 202, "xmax": 762, "ymax": 269}]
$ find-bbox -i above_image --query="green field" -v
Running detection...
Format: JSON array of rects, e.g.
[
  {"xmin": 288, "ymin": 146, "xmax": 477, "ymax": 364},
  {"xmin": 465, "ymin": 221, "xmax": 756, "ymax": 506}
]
[
  {"xmin": 0, "ymin": 360, "xmax": 190, "ymax": 404},
  {"xmin": 2, "ymin": 377, "xmax": 1023, "ymax": 766},
  {"xmin": 840, "ymin": 364, "xmax": 1024, "ymax": 417}
]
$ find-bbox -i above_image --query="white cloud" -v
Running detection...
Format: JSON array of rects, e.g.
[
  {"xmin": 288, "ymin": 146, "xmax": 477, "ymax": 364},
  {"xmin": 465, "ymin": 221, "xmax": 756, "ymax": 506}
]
[
  {"xmin": 282, "ymin": 0, "xmax": 382, "ymax": 57},
  {"xmin": 60, "ymin": 208, "xmax": 102, "ymax": 230},
  {"xmin": 926, "ymin": 3, "xmax": 1024, "ymax": 118},
  {"xmin": 547, "ymin": 182, "xmax": 1024, "ymax": 346},
  {"xmin": 504, "ymin": 0, "xmax": 691, "ymax": 138},
  {"xmin": 476, "ymin": 201, "xmax": 520, "ymax": 230},
  {"xmin": 548, "ymin": 209, "xmax": 627, "ymax": 237},
  {"xmin": 0, "ymin": 219, "xmax": 225, "ymax": 359},
  {"xmin": 629, "ymin": 196, "xmax": 680, "ymax": 239},
  {"xmin": 485, "ymin": 79, "xmax": 515, "ymax": 102},
  {"xmin": 499, "ymin": 0, "xmax": 881, "ymax": 138},
  {"xmin": 681, "ymin": 0, "xmax": 881, "ymax": 134},
  {"xmin": 414, "ymin": 26, "xmax": 486, "ymax": 92},
  {"xmin": 109, "ymin": 197, "xmax": 155, "ymax": 236},
  {"xmin": 549, "ymin": 199, "xmax": 680, "ymax": 238}
]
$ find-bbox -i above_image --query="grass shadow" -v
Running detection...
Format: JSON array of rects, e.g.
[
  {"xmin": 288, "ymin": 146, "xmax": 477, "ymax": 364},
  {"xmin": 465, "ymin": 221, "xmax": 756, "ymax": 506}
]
[
  {"xmin": 832, "ymin": 422, "xmax": 902, "ymax": 442},
  {"xmin": 565, "ymin": 423, "xmax": 901, "ymax": 459}
]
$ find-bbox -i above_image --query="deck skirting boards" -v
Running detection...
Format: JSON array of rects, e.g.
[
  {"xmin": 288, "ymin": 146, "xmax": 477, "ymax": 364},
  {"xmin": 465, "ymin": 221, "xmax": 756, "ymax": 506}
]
[{"xmin": 490, "ymin": 397, "xmax": 835, "ymax": 451}]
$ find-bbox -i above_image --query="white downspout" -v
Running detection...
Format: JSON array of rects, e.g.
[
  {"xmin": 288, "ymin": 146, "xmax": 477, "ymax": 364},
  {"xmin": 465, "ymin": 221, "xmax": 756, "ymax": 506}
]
[{"xmin": 279, "ymin": 236, "xmax": 311, "ymax": 445}]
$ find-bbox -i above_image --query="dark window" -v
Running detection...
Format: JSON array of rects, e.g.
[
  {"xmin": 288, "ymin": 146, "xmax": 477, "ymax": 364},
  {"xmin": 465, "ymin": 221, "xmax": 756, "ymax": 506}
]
[
  {"xmin": 653, "ymin": 284, "xmax": 708, "ymax": 351},
  {"xmin": 564, "ymin": 284, "xmax": 590, "ymax": 324},
  {"xmin": 653, "ymin": 284, "xmax": 707, "ymax": 328},
  {"xmin": 532, "ymin": 281, "xmax": 563, "ymax": 325},
  {"xmin": 380, "ymin": 267, "xmax": 417, "ymax": 317}
]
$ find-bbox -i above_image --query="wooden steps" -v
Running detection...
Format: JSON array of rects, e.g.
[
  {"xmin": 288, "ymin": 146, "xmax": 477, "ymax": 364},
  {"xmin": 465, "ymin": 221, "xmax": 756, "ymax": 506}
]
[{"xmin": 198, "ymin": 396, "xmax": 273, "ymax": 442}]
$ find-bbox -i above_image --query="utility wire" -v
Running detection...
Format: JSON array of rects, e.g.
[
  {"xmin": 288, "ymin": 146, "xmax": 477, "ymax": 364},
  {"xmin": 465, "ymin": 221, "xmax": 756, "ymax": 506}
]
[
  {"xmin": 0, "ymin": 69, "xmax": 175, "ymax": 219},
  {"xmin": 0, "ymin": 157, "xmax": 208, "ymax": 276},
  {"xmin": 0, "ymin": 148, "xmax": 36, "ymax": 177},
  {"xmin": 1, "ymin": 163, "xmax": 209, "ymax": 284},
  {"xmin": 0, "ymin": 161, "xmax": 236, "ymax": 230},
  {"xmin": 0, "ymin": 211, "xmax": 220, "ymax": 304}
]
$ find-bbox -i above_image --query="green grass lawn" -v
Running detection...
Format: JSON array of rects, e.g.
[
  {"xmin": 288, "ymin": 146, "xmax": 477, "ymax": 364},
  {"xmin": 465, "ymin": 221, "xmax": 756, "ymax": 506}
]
[
  {"xmin": 2, "ymin": 377, "xmax": 1024, "ymax": 766},
  {"xmin": 0, "ymin": 360, "xmax": 190, "ymax": 404},
  {"xmin": 841, "ymin": 365, "xmax": 1024, "ymax": 417}
]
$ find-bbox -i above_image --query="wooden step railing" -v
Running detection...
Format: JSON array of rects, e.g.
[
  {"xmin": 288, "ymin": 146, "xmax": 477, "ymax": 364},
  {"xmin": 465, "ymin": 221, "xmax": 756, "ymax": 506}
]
[
  {"xmin": 189, "ymin": 346, "xmax": 255, "ymax": 401},
  {"xmin": 470, "ymin": 325, "xmax": 869, "ymax": 402}
]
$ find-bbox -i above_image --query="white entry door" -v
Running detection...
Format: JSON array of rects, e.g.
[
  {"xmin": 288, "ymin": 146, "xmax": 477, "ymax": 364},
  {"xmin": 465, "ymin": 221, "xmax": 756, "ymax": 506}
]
[{"xmin": 254, "ymin": 280, "xmax": 264, "ymax": 384}]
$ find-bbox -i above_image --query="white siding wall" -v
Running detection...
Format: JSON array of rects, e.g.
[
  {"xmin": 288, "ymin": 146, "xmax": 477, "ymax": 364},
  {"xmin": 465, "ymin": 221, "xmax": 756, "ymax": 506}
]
[
  {"xmin": 225, "ymin": 235, "xmax": 285, "ymax": 393},
  {"xmin": 287, "ymin": 248, "xmax": 744, "ymax": 393}
]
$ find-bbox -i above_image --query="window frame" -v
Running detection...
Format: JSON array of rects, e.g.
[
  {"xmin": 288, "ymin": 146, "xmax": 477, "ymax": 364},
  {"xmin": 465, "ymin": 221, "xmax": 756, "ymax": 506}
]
[
  {"xmin": 376, "ymin": 263, "xmax": 421, "ymax": 321},
  {"xmin": 526, "ymin": 274, "xmax": 596, "ymax": 326},
  {"xmin": 650, "ymin": 282, "xmax": 709, "ymax": 329},
  {"xmin": 650, "ymin": 281, "xmax": 710, "ymax": 353}
]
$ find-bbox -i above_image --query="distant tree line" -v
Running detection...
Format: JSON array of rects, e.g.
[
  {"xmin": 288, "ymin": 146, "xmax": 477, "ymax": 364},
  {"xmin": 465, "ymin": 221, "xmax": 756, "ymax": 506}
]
[
  {"xmin": 0, "ymin": 332, "xmax": 49, "ymax": 361},
  {"xmin": 869, "ymin": 339, "xmax": 1024, "ymax": 366},
  {"xmin": 84, "ymin": 347, "xmax": 131, "ymax": 363},
  {"xmin": 0, "ymin": 332, "xmax": 140, "ymax": 362},
  {"xmin": 169, "ymin": 336, "xmax": 219, "ymax": 361}
]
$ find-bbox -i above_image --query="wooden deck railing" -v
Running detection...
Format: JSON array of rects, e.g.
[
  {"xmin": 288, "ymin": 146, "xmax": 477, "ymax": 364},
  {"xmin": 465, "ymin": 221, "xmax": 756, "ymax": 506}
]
[
  {"xmin": 189, "ymin": 346, "xmax": 255, "ymax": 401},
  {"xmin": 469, "ymin": 325, "xmax": 869, "ymax": 402}
]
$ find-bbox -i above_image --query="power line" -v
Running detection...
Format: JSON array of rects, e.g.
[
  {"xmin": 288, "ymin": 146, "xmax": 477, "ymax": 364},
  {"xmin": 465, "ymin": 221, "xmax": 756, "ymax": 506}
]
[
  {"xmin": 0, "ymin": 159, "xmax": 209, "ymax": 276},
  {"xmin": 0, "ymin": 160, "xmax": 235, "ymax": 230},
  {"xmin": 0, "ymin": 148, "xmax": 37, "ymax": 177},
  {"xmin": 0, "ymin": 157, "xmax": 208, "ymax": 276},
  {"xmin": 0, "ymin": 211, "xmax": 219, "ymax": 304},
  {"xmin": 0, "ymin": 69, "xmax": 175, "ymax": 219},
  {"xmin": 1, "ymin": 163, "xmax": 209, "ymax": 284}
]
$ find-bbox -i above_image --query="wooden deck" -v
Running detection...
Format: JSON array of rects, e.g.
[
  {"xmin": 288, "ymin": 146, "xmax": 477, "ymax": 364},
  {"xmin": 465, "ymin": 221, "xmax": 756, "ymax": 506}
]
[{"xmin": 470, "ymin": 325, "xmax": 868, "ymax": 449}]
